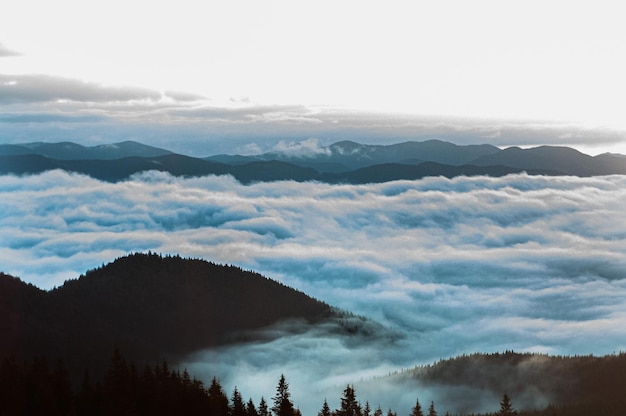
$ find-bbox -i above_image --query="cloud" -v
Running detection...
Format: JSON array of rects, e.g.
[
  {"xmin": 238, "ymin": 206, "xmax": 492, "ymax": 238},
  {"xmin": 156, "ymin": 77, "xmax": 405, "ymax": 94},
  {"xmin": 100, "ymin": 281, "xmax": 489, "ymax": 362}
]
[
  {"xmin": 164, "ymin": 90, "xmax": 207, "ymax": 102},
  {"xmin": 272, "ymin": 138, "xmax": 331, "ymax": 157},
  {"xmin": 0, "ymin": 74, "xmax": 162, "ymax": 104},
  {"xmin": 0, "ymin": 43, "xmax": 20, "ymax": 57},
  {"xmin": 0, "ymin": 113, "xmax": 106, "ymax": 123},
  {"xmin": 1, "ymin": 171, "xmax": 626, "ymax": 413}
]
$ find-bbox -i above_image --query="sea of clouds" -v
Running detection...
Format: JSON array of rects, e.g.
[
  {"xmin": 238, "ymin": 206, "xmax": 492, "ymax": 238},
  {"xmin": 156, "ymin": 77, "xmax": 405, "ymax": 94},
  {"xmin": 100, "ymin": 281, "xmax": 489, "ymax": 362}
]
[{"xmin": 1, "ymin": 170, "xmax": 626, "ymax": 413}]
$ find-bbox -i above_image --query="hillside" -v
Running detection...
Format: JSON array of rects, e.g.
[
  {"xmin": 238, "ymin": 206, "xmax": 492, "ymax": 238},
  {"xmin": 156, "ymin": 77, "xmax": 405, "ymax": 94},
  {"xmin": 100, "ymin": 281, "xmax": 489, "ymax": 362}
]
[
  {"xmin": 0, "ymin": 253, "xmax": 354, "ymax": 380},
  {"xmin": 386, "ymin": 351, "xmax": 626, "ymax": 415}
]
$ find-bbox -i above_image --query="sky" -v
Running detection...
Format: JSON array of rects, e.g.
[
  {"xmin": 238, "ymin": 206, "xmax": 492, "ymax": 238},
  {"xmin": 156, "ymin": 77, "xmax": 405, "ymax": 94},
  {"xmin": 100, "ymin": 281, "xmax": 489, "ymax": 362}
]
[
  {"xmin": 2, "ymin": 0, "xmax": 626, "ymax": 155},
  {"xmin": 1, "ymin": 170, "xmax": 626, "ymax": 413}
]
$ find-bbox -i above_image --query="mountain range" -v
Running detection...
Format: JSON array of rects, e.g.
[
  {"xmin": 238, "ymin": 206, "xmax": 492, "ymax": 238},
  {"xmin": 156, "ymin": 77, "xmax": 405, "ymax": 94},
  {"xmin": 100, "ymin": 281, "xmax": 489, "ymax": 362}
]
[{"xmin": 2, "ymin": 139, "xmax": 625, "ymax": 183}]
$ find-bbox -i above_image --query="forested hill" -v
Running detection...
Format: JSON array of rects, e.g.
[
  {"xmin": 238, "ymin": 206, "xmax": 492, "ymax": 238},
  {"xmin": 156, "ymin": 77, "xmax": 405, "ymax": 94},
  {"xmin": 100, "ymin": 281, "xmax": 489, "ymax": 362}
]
[
  {"xmin": 386, "ymin": 351, "xmax": 626, "ymax": 415},
  {"xmin": 0, "ymin": 253, "xmax": 355, "ymax": 380}
]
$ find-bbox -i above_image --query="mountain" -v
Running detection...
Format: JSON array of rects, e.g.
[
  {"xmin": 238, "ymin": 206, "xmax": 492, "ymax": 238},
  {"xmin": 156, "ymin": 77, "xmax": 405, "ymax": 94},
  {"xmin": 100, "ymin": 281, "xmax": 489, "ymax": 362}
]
[
  {"xmin": 325, "ymin": 161, "xmax": 561, "ymax": 184},
  {"xmin": 205, "ymin": 153, "xmax": 264, "ymax": 165},
  {"xmin": 0, "ymin": 144, "xmax": 36, "ymax": 156},
  {"xmin": 0, "ymin": 154, "xmax": 232, "ymax": 181},
  {"xmin": 0, "ymin": 140, "xmax": 173, "ymax": 160},
  {"xmin": 326, "ymin": 140, "xmax": 501, "ymax": 167},
  {"xmin": 470, "ymin": 145, "xmax": 626, "ymax": 176},
  {"xmin": 0, "ymin": 253, "xmax": 369, "ymax": 380},
  {"xmin": 208, "ymin": 140, "xmax": 502, "ymax": 173}
]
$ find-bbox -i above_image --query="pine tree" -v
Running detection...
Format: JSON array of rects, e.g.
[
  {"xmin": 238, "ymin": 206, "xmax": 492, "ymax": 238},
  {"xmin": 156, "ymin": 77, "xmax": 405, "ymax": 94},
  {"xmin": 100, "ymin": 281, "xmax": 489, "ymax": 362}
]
[
  {"xmin": 498, "ymin": 394, "xmax": 517, "ymax": 416},
  {"xmin": 319, "ymin": 399, "xmax": 332, "ymax": 416},
  {"xmin": 259, "ymin": 397, "xmax": 270, "ymax": 416},
  {"xmin": 207, "ymin": 377, "xmax": 230, "ymax": 416},
  {"xmin": 336, "ymin": 385, "xmax": 362, "ymax": 416},
  {"xmin": 363, "ymin": 401, "xmax": 371, "ymax": 416},
  {"xmin": 272, "ymin": 374, "xmax": 296, "ymax": 416},
  {"xmin": 373, "ymin": 405, "xmax": 383, "ymax": 416},
  {"xmin": 410, "ymin": 398, "xmax": 423, "ymax": 416},
  {"xmin": 231, "ymin": 387, "xmax": 247, "ymax": 416},
  {"xmin": 427, "ymin": 401, "xmax": 437, "ymax": 416},
  {"xmin": 247, "ymin": 398, "xmax": 259, "ymax": 416}
]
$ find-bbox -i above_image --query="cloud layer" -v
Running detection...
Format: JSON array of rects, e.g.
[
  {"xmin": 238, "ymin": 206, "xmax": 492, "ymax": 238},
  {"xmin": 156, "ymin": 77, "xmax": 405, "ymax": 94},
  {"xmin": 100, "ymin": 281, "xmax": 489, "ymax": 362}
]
[
  {"xmin": 1, "ymin": 171, "xmax": 625, "ymax": 413},
  {"xmin": 2, "ymin": 72, "xmax": 625, "ymax": 156}
]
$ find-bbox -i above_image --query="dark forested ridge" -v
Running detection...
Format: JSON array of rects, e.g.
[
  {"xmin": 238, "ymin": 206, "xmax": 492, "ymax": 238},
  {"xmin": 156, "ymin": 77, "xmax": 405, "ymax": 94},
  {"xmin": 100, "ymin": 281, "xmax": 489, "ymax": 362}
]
[
  {"xmin": 386, "ymin": 351, "xmax": 626, "ymax": 416},
  {"xmin": 2, "ymin": 139, "xmax": 626, "ymax": 183},
  {"xmin": 3, "ymin": 350, "xmax": 626, "ymax": 416},
  {"xmin": 0, "ymin": 253, "xmax": 356, "ymax": 382}
]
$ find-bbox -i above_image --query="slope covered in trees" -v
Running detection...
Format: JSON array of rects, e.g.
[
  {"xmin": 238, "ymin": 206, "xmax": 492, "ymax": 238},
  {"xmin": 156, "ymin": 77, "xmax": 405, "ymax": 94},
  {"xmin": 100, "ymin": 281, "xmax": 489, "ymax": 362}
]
[
  {"xmin": 0, "ymin": 253, "xmax": 355, "ymax": 381},
  {"xmin": 390, "ymin": 351, "xmax": 626, "ymax": 415}
]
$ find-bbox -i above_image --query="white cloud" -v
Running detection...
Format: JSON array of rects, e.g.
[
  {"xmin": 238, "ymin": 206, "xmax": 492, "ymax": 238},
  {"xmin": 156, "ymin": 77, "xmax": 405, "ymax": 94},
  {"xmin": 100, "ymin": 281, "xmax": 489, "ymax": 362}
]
[{"xmin": 271, "ymin": 138, "xmax": 331, "ymax": 158}]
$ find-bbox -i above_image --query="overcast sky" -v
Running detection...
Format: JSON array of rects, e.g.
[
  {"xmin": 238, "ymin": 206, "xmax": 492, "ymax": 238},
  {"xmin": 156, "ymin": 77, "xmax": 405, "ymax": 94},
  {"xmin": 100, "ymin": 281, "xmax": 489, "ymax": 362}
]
[{"xmin": 2, "ymin": 0, "xmax": 626, "ymax": 155}]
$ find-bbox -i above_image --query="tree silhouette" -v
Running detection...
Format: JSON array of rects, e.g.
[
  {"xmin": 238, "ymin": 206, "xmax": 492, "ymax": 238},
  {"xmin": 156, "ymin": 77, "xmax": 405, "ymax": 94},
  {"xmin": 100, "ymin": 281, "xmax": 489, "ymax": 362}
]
[
  {"xmin": 427, "ymin": 401, "xmax": 437, "ymax": 416},
  {"xmin": 207, "ymin": 377, "xmax": 229, "ymax": 416},
  {"xmin": 363, "ymin": 401, "xmax": 371, "ymax": 416},
  {"xmin": 247, "ymin": 398, "xmax": 259, "ymax": 416},
  {"xmin": 231, "ymin": 387, "xmax": 247, "ymax": 416},
  {"xmin": 498, "ymin": 393, "xmax": 517, "ymax": 416},
  {"xmin": 336, "ymin": 385, "xmax": 362, "ymax": 416},
  {"xmin": 410, "ymin": 398, "xmax": 424, "ymax": 416},
  {"xmin": 272, "ymin": 374, "xmax": 296, "ymax": 416},
  {"xmin": 258, "ymin": 397, "xmax": 270, "ymax": 416},
  {"xmin": 318, "ymin": 399, "xmax": 332, "ymax": 416}
]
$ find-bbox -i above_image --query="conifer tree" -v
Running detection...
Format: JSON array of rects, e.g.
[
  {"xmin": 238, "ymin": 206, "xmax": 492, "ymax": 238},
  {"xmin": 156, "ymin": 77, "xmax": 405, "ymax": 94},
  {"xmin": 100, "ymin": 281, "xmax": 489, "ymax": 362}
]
[
  {"xmin": 363, "ymin": 401, "xmax": 371, "ymax": 416},
  {"xmin": 247, "ymin": 398, "xmax": 259, "ymax": 416},
  {"xmin": 498, "ymin": 394, "xmax": 517, "ymax": 416},
  {"xmin": 231, "ymin": 387, "xmax": 247, "ymax": 416},
  {"xmin": 410, "ymin": 398, "xmax": 423, "ymax": 416},
  {"xmin": 427, "ymin": 401, "xmax": 437, "ymax": 416},
  {"xmin": 318, "ymin": 399, "xmax": 332, "ymax": 416},
  {"xmin": 373, "ymin": 405, "xmax": 383, "ymax": 416},
  {"xmin": 336, "ymin": 385, "xmax": 362, "ymax": 416},
  {"xmin": 259, "ymin": 397, "xmax": 270, "ymax": 416},
  {"xmin": 208, "ymin": 377, "xmax": 230, "ymax": 416},
  {"xmin": 272, "ymin": 374, "xmax": 296, "ymax": 416}
]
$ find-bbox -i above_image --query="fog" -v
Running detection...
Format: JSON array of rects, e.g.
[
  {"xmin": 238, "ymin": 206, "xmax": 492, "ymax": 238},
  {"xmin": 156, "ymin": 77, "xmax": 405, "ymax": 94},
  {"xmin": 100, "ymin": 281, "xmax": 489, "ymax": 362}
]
[{"xmin": 1, "ymin": 170, "xmax": 625, "ymax": 413}]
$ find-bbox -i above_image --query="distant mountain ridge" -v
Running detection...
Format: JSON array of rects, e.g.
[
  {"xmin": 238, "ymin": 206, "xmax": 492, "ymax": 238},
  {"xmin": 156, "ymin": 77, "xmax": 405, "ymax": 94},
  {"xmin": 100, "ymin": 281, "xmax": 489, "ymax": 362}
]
[
  {"xmin": 1, "ymin": 139, "xmax": 625, "ymax": 183},
  {"xmin": 0, "ymin": 140, "xmax": 173, "ymax": 159},
  {"xmin": 206, "ymin": 140, "xmax": 502, "ymax": 172}
]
